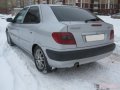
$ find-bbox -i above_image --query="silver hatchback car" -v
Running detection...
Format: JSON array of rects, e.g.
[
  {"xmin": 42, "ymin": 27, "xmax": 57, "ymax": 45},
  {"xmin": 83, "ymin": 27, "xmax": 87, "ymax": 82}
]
[{"xmin": 6, "ymin": 4, "xmax": 115, "ymax": 73}]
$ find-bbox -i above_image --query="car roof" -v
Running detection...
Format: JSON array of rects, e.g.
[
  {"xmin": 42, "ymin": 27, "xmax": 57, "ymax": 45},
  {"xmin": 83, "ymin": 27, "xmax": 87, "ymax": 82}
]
[{"xmin": 23, "ymin": 4, "xmax": 80, "ymax": 23}]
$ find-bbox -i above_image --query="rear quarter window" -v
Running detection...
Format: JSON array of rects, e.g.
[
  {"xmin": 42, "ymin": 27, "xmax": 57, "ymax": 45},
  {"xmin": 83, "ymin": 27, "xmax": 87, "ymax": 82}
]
[{"xmin": 51, "ymin": 6, "xmax": 96, "ymax": 21}]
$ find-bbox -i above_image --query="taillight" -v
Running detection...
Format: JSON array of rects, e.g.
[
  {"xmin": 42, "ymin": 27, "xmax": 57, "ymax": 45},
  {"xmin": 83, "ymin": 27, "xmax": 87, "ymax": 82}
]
[
  {"xmin": 110, "ymin": 30, "xmax": 114, "ymax": 40},
  {"xmin": 52, "ymin": 32, "xmax": 76, "ymax": 45}
]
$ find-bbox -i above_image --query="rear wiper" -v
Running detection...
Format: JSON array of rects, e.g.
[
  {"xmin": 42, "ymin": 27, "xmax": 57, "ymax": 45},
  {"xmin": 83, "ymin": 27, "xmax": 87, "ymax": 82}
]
[{"xmin": 85, "ymin": 18, "xmax": 101, "ymax": 23}]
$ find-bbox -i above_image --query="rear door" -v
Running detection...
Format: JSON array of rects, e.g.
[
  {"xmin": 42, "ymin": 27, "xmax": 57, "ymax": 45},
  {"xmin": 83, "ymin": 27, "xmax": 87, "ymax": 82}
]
[{"xmin": 65, "ymin": 21, "xmax": 112, "ymax": 48}]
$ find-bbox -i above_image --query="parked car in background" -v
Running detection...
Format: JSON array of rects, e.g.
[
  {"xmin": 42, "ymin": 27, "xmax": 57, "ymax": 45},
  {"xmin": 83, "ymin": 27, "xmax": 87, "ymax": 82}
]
[
  {"xmin": 111, "ymin": 12, "xmax": 120, "ymax": 19},
  {"xmin": 0, "ymin": 14, "xmax": 8, "ymax": 19},
  {"xmin": 0, "ymin": 14, "xmax": 4, "ymax": 18},
  {"xmin": 6, "ymin": 4, "xmax": 115, "ymax": 73}
]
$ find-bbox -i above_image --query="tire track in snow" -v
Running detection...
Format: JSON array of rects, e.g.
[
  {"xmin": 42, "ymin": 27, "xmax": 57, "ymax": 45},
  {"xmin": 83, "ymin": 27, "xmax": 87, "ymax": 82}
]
[
  {"xmin": 0, "ymin": 18, "xmax": 43, "ymax": 90},
  {"xmin": 0, "ymin": 24, "xmax": 15, "ymax": 90},
  {"xmin": 0, "ymin": 57, "xmax": 14, "ymax": 90},
  {"xmin": 0, "ymin": 25, "xmax": 39, "ymax": 90},
  {"xmin": 4, "ymin": 58, "xmax": 16, "ymax": 90},
  {"xmin": 2, "ymin": 43, "xmax": 39, "ymax": 90}
]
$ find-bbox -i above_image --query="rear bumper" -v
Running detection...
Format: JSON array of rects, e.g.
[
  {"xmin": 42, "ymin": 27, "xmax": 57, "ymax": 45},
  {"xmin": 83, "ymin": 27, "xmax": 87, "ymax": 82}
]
[
  {"xmin": 46, "ymin": 43, "xmax": 115, "ymax": 61},
  {"xmin": 47, "ymin": 52, "xmax": 113, "ymax": 68}
]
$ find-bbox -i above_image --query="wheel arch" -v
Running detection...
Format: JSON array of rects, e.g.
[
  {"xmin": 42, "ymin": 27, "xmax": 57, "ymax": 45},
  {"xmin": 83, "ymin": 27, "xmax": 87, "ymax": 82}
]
[
  {"xmin": 6, "ymin": 28, "xmax": 8, "ymax": 32},
  {"xmin": 32, "ymin": 43, "xmax": 52, "ymax": 73},
  {"xmin": 32, "ymin": 44, "xmax": 38, "ymax": 56}
]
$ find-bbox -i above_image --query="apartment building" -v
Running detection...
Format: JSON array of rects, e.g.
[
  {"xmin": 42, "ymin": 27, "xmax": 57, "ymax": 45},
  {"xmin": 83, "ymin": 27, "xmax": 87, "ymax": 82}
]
[
  {"xmin": 62, "ymin": 0, "xmax": 120, "ymax": 14},
  {"xmin": 0, "ymin": 0, "xmax": 7, "ymax": 13},
  {"xmin": 75, "ymin": 0, "xmax": 120, "ymax": 14},
  {"xmin": 1, "ymin": 0, "xmax": 120, "ymax": 14},
  {"xmin": 0, "ymin": 0, "xmax": 16, "ymax": 14}
]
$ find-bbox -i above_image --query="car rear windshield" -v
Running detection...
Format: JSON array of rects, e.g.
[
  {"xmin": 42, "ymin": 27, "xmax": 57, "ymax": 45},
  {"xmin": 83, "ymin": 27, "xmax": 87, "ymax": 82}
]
[{"xmin": 51, "ymin": 6, "xmax": 97, "ymax": 21}]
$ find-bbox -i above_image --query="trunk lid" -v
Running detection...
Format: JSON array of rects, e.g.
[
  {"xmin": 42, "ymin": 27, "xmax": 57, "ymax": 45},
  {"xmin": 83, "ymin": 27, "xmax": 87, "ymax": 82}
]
[{"xmin": 61, "ymin": 21, "xmax": 113, "ymax": 48}]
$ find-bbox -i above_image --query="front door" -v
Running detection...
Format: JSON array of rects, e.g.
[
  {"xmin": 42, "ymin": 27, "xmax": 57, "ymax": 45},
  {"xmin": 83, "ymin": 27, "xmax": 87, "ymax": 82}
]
[{"xmin": 9, "ymin": 7, "xmax": 29, "ymax": 46}]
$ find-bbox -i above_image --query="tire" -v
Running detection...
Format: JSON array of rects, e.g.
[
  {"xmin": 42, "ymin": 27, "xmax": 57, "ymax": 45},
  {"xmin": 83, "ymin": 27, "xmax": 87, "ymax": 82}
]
[
  {"xmin": 6, "ymin": 31, "xmax": 14, "ymax": 46},
  {"xmin": 33, "ymin": 46, "xmax": 52, "ymax": 73}
]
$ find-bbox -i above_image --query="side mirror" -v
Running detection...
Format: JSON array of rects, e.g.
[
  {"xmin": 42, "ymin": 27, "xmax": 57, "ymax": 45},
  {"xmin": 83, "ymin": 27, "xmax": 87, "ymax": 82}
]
[{"xmin": 6, "ymin": 18, "xmax": 13, "ymax": 22}]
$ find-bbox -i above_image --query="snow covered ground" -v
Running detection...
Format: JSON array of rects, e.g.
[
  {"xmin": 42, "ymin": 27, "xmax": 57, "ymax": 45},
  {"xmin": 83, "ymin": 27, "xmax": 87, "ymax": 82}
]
[
  {"xmin": 0, "ymin": 15, "xmax": 120, "ymax": 90},
  {"xmin": 98, "ymin": 16, "xmax": 120, "ymax": 55}
]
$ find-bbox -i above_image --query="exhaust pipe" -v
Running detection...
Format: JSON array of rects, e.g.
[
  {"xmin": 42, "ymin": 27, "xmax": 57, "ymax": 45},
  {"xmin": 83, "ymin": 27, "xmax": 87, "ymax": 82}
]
[{"xmin": 74, "ymin": 62, "xmax": 79, "ymax": 68}]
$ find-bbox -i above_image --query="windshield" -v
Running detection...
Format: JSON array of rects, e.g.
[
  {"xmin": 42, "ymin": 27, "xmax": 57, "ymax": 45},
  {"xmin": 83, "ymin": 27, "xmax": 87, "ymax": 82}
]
[{"xmin": 51, "ymin": 6, "xmax": 97, "ymax": 21}]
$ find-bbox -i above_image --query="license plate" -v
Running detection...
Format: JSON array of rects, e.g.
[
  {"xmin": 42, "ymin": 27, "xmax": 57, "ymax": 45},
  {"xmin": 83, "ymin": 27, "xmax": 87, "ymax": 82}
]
[{"xmin": 85, "ymin": 34, "xmax": 105, "ymax": 42}]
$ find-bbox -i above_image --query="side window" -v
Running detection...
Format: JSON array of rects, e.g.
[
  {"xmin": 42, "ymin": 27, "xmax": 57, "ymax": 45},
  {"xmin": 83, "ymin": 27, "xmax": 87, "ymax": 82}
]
[
  {"xmin": 24, "ymin": 6, "xmax": 40, "ymax": 24},
  {"xmin": 14, "ymin": 7, "xmax": 28, "ymax": 24}
]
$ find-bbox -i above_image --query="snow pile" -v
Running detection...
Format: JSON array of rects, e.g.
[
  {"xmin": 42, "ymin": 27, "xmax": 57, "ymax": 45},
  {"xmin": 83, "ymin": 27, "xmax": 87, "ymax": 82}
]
[
  {"xmin": 0, "ymin": 14, "xmax": 12, "ymax": 19},
  {"xmin": 98, "ymin": 15, "xmax": 120, "ymax": 55},
  {"xmin": 0, "ymin": 15, "xmax": 120, "ymax": 90},
  {"xmin": 98, "ymin": 16, "xmax": 120, "ymax": 38}
]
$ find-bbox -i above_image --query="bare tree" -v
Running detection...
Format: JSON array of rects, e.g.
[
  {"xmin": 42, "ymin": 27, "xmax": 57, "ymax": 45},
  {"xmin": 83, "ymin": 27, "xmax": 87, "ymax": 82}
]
[
  {"xmin": 33, "ymin": 0, "xmax": 36, "ymax": 4},
  {"xmin": 47, "ymin": 0, "xmax": 49, "ymax": 4},
  {"xmin": 5, "ymin": 0, "xmax": 8, "ymax": 13},
  {"xmin": 10, "ymin": 0, "xmax": 13, "ymax": 6},
  {"xmin": 38, "ymin": 0, "xmax": 40, "ymax": 4},
  {"xmin": 63, "ymin": 0, "xmax": 65, "ymax": 5},
  {"xmin": 19, "ymin": 0, "xmax": 24, "ymax": 8},
  {"xmin": 10, "ymin": 0, "xmax": 15, "ymax": 8}
]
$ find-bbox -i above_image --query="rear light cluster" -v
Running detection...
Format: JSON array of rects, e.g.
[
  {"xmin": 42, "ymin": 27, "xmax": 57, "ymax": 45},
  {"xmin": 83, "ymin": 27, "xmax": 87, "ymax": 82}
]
[
  {"xmin": 110, "ymin": 30, "xmax": 114, "ymax": 40},
  {"xmin": 52, "ymin": 32, "xmax": 76, "ymax": 45}
]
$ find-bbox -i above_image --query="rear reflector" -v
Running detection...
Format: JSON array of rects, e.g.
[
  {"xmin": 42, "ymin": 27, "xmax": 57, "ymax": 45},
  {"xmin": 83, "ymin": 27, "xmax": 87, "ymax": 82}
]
[
  {"xmin": 110, "ymin": 30, "xmax": 114, "ymax": 40},
  {"xmin": 91, "ymin": 24, "xmax": 102, "ymax": 26},
  {"xmin": 52, "ymin": 32, "xmax": 76, "ymax": 45}
]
